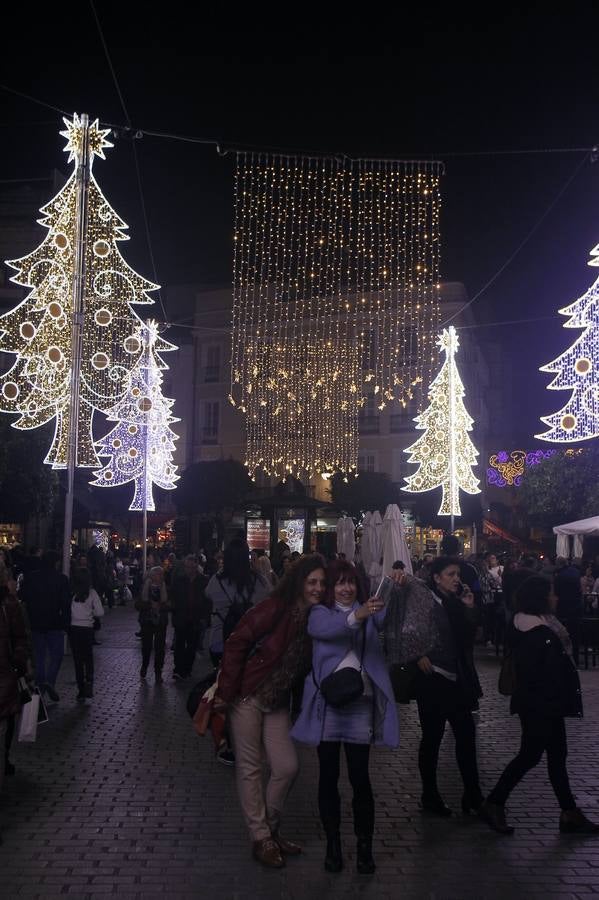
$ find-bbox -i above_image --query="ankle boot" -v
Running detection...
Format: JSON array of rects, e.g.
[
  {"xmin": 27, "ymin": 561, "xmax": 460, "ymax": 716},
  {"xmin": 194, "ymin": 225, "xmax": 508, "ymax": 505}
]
[
  {"xmin": 560, "ymin": 808, "xmax": 599, "ymax": 834},
  {"xmin": 478, "ymin": 800, "xmax": 514, "ymax": 835},
  {"xmin": 421, "ymin": 792, "xmax": 452, "ymax": 817},
  {"xmin": 356, "ymin": 836, "xmax": 375, "ymax": 875},
  {"xmin": 324, "ymin": 833, "xmax": 343, "ymax": 872},
  {"xmin": 462, "ymin": 789, "xmax": 484, "ymax": 814}
]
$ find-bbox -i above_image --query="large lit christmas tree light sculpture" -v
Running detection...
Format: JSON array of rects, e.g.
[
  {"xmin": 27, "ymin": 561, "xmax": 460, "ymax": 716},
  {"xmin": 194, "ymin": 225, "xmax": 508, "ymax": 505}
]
[
  {"xmin": 537, "ymin": 244, "xmax": 599, "ymax": 442},
  {"xmin": 0, "ymin": 115, "xmax": 158, "ymax": 467},
  {"xmin": 91, "ymin": 320, "xmax": 179, "ymax": 511},
  {"xmin": 403, "ymin": 326, "xmax": 480, "ymax": 518}
]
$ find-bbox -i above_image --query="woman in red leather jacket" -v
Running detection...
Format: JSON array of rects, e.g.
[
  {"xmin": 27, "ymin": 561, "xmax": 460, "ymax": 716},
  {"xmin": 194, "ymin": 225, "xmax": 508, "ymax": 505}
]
[{"xmin": 217, "ymin": 554, "xmax": 326, "ymax": 869}]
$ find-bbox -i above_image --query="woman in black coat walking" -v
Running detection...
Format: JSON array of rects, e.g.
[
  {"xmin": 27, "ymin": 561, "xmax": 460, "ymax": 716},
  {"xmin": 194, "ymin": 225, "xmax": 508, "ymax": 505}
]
[{"xmin": 480, "ymin": 575, "xmax": 599, "ymax": 835}]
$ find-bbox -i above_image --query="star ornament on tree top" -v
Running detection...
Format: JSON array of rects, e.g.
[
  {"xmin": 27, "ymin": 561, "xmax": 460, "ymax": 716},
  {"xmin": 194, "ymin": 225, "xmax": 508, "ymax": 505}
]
[
  {"xmin": 60, "ymin": 114, "xmax": 113, "ymax": 164},
  {"xmin": 437, "ymin": 327, "xmax": 459, "ymax": 355}
]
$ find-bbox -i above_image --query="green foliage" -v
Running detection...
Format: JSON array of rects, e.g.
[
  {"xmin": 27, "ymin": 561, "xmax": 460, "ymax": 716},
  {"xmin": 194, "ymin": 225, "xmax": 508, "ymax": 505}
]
[
  {"xmin": 329, "ymin": 471, "xmax": 400, "ymax": 519},
  {"xmin": 519, "ymin": 447, "xmax": 599, "ymax": 528},
  {"xmin": 0, "ymin": 418, "xmax": 58, "ymax": 524},
  {"xmin": 174, "ymin": 458, "xmax": 252, "ymax": 516}
]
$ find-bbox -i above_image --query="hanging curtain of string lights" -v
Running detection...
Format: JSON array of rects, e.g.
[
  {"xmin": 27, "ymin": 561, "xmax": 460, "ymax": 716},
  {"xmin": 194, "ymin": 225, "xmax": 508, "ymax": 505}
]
[{"xmin": 231, "ymin": 153, "xmax": 443, "ymax": 481}]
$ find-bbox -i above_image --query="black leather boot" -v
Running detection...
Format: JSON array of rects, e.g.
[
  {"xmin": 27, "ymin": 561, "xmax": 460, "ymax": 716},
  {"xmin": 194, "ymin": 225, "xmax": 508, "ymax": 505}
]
[
  {"xmin": 478, "ymin": 800, "xmax": 515, "ymax": 835},
  {"xmin": 356, "ymin": 836, "xmax": 375, "ymax": 875},
  {"xmin": 421, "ymin": 792, "xmax": 452, "ymax": 817},
  {"xmin": 324, "ymin": 833, "xmax": 343, "ymax": 872}
]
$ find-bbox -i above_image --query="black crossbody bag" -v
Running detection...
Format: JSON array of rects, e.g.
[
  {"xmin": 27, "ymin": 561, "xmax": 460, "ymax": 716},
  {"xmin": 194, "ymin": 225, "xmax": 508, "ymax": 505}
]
[{"xmin": 313, "ymin": 625, "xmax": 366, "ymax": 708}]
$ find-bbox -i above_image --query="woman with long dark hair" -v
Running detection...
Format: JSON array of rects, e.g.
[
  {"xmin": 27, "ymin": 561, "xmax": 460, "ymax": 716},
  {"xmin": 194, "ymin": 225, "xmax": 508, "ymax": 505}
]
[
  {"xmin": 205, "ymin": 538, "xmax": 270, "ymax": 664},
  {"xmin": 216, "ymin": 555, "xmax": 326, "ymax": 869},
  {"xmin": 480, "ymin": 575, "xmax": 599, "ymax": 835},
  {"xmin": 292, "ymin": 559, "xmax": 398, "ymax": 874},
  {"xmin": 69, "ymin": 568, "xmax": 104, "ymax": 701}
]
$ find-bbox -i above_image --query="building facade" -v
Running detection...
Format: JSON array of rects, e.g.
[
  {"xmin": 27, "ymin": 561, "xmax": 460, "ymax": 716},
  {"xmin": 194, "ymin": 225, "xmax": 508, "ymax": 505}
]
[{"xmin": 168, "ymin": 282, "xmax": 494, "ymax": 545}]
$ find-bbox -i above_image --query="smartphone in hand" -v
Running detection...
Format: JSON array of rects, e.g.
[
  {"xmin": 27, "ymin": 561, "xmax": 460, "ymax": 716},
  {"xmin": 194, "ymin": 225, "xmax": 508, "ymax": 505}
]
[{"xmin": 375, "ymin": 575, "xmax": 395, "ymax": 605}]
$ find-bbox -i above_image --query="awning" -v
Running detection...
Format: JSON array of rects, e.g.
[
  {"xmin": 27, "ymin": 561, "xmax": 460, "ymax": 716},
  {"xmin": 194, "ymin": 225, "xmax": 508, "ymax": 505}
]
[
  {"xmin": 482, "ymin": 519, "xmax": 520, "ymax": 545},
  {"xmin": 553, "ymin": 516, "xmax": 599, "ymax": 558}
]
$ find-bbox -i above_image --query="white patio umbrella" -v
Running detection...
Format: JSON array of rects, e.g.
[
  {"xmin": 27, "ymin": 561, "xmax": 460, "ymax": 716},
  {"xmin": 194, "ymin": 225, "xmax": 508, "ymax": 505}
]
[
  {"xmin": 367, "ymin": 510, "xmax": 384, "ymax": 593},
  {"xmin": 336, "ymin": 516, "xmax": 356, "ymax": 561},
  {"xmin": 382, "ymin": 504, "xmax": 413, "ymax": 574},
  {"xmin": 360, "ymin": 512, "xmax": 374, "ymax": 571}
]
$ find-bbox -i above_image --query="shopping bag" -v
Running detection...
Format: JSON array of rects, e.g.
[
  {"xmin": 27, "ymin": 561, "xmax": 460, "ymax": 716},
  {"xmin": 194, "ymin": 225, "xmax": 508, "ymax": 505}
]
[
  {"xmin": 192, "ymin": 681, "xmax": 218, "ymax": 736},
  {"xmin": 18, "ymin": 692, "xmax": 40, "ymax": 742},
  {"xmin": 37, "ymin": 691, "xmax": 49, "ymax": 724},
  {"xmin": 193, "ymin": 697, "xmax": 214, "ymax": 736}
]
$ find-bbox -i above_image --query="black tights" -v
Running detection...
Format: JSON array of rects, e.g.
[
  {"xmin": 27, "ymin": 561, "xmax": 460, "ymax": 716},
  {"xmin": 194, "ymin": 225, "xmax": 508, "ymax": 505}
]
[
  {"xmin": 416, "ymin": 672, "xmax": 481, "ymax": 800},
  {"xmin": 317, "ymin": 741, "xmax": 374, "ymax": 837},
  {"xmin": 488, "ymin": 714, "xmax": 576, "ymax": 810}
]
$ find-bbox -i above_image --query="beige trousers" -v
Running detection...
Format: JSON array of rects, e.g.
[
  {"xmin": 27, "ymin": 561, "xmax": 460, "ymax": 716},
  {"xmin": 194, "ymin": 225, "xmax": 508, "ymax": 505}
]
[{"xmin": 228, "ymin": 696, "xmax": 299, "ymax": 842}]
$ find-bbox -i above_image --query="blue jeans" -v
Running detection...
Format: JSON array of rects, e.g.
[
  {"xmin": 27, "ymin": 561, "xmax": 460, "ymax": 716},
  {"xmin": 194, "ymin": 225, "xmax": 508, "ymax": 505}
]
[{"xmin": 32, "ymin": 630, "xmax": 65, "ymax": 687}]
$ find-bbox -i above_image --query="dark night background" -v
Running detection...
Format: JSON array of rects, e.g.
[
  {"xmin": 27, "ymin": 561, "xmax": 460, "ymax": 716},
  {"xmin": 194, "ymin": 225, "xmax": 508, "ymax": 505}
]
[{"xmin": 1, "ymin": 4, "xmax": 598, "ymax": 445}]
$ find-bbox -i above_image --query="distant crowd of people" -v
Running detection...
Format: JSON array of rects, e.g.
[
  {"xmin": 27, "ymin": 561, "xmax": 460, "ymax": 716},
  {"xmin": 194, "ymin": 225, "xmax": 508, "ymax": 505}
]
[{"xmin": 1, "ymin": 536, "xmax": 598, "ymax": 864}]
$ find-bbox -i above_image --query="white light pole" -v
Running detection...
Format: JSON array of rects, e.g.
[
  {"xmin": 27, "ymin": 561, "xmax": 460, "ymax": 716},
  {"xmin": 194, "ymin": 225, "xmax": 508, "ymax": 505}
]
[{"xmin": 62, "ymin": 113, "xmax": 90, "ymax": 577}]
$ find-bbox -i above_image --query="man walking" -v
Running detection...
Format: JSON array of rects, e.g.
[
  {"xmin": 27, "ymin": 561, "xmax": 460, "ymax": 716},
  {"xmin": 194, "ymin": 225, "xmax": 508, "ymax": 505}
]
[
  {"xmin": 169, "ymin": 554, "xmax": 211, "ymax": 680},
  {"xmin": 20, "ymin": 550, "xmax": 70, "ymax": 702}
]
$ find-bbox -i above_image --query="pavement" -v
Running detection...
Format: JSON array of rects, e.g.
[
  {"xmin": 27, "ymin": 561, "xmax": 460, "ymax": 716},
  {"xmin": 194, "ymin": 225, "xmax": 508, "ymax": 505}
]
[{"xmin": 3, "ymin": 605, "xmax": 599, "ymax": 900}]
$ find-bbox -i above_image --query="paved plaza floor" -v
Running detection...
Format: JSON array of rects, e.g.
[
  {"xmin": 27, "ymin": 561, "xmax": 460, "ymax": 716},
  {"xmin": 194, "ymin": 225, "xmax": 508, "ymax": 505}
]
[{"xmin": 2, "ymin": 605, "xmax": 599, "ymax": 899}]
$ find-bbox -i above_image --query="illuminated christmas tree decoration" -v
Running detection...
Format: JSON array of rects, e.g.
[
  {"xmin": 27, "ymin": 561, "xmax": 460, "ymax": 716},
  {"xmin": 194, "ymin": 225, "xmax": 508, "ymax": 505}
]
[
  {"xmin": 232, "ymin": 154, "xmax": 442, "ymax": 479},
  {"xmin": 91, "ymin": 320, "xmax": 179, "ymax": 511},
  {"xmin": 403, "ymin": 326, "xmax": 480, "ymax": 516},
  {"xmin": 537, "ymin": 244, "xmax": 599, "ymax": 443},
  {"xmin": 0, "ymin": 115, "xmax": 158, "ymax": 467}
]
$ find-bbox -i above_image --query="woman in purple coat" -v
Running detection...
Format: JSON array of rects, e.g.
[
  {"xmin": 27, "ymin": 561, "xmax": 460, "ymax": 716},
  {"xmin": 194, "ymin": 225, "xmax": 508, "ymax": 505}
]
[{"xmin": 291, "ymin": 559, "xmax": 398, "ymax": 875}]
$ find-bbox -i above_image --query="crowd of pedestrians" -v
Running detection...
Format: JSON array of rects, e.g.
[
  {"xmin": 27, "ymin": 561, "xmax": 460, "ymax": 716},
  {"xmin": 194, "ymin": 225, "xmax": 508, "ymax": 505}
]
[{"xmin": 1, "ymin": 536, "xmax": 599, "ymax": 865}]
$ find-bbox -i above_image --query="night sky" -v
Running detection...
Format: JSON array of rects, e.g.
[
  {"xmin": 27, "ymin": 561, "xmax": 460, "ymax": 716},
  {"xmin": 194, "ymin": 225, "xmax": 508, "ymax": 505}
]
[{"xmin": 2, "ymin": 6, "xmax": 598, "ymax": 445}]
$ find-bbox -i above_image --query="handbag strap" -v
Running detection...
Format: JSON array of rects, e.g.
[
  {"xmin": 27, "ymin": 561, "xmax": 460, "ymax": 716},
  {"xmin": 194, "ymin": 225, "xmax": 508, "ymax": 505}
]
[{"xmin": 312, "ymin": 617, "xmax": 366, "ymax": 691}]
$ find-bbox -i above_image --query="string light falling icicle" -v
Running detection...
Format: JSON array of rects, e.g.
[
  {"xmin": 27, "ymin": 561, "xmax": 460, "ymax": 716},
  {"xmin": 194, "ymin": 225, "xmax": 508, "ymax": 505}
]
[{"xmin": 231, "ymin": 154, "xmax": 443, "ymax": 481}]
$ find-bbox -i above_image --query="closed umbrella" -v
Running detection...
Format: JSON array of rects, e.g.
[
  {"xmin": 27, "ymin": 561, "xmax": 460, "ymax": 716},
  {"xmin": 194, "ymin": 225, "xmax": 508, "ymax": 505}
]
[
  {"xmin": 336, "ymin": 516, "xmax": 356, "ymax": 561},
  {"xmin": 360, "ymin": 512, "xmax": 373, "ymax": 571},
  {"xmin": 397, "ymin": 510, "xmax": 413, "ymax": 575},
  {"xmin": 382, "ymin": 504, "xmax": 413, "ymax": 574},
  {"xmin": 367, "ymin": 510, "xmax": 383, "ymax": 594}
]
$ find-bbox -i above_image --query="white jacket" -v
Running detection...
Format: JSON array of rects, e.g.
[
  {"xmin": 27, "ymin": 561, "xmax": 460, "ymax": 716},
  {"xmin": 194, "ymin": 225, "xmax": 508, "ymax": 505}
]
[{"xmin": 70, "ymin": 588, "xmax": 104, "ymax": 628}]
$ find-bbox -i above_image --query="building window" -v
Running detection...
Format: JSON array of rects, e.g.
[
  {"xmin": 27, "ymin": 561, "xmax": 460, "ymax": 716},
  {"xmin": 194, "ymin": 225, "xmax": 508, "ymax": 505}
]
[
  {"xmin": 204, "ymin": 345, "xmax": 221, "ymax": 383},
  {"xmin": 202, "ymin": 401, "xmax": 219, "ymax": 444},
  {"xmin": 358, "ymin": 394, "xmax": 379, "ymax": 434},
  {"xmin": 358, "ymin": 453, "xmax": 377, "ymax": 473}
]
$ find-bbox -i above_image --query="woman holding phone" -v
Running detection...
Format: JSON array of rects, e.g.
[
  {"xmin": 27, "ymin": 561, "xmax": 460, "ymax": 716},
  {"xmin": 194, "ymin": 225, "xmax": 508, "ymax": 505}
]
[
  {"xmin": 387, "ymin": 556, "xmax": 483, "ymax": 817},
  {"xmin": 291, "ymin": 560, "xmax": 398, "ymax": 875}
]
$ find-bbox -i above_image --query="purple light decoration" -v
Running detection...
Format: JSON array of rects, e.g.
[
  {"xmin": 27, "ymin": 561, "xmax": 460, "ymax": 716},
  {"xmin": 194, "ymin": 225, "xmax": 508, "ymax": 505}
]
[
  {"xmin": 525, "ymin": 449, "xmax": 557, "ymax": 466},
  {"xmin": 487, "ymin": 448, "xmax": 558, "ymax": 487},
  {"xmin": 487, "ymin": 467, "xmax": 508, "ymax": 488}
]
